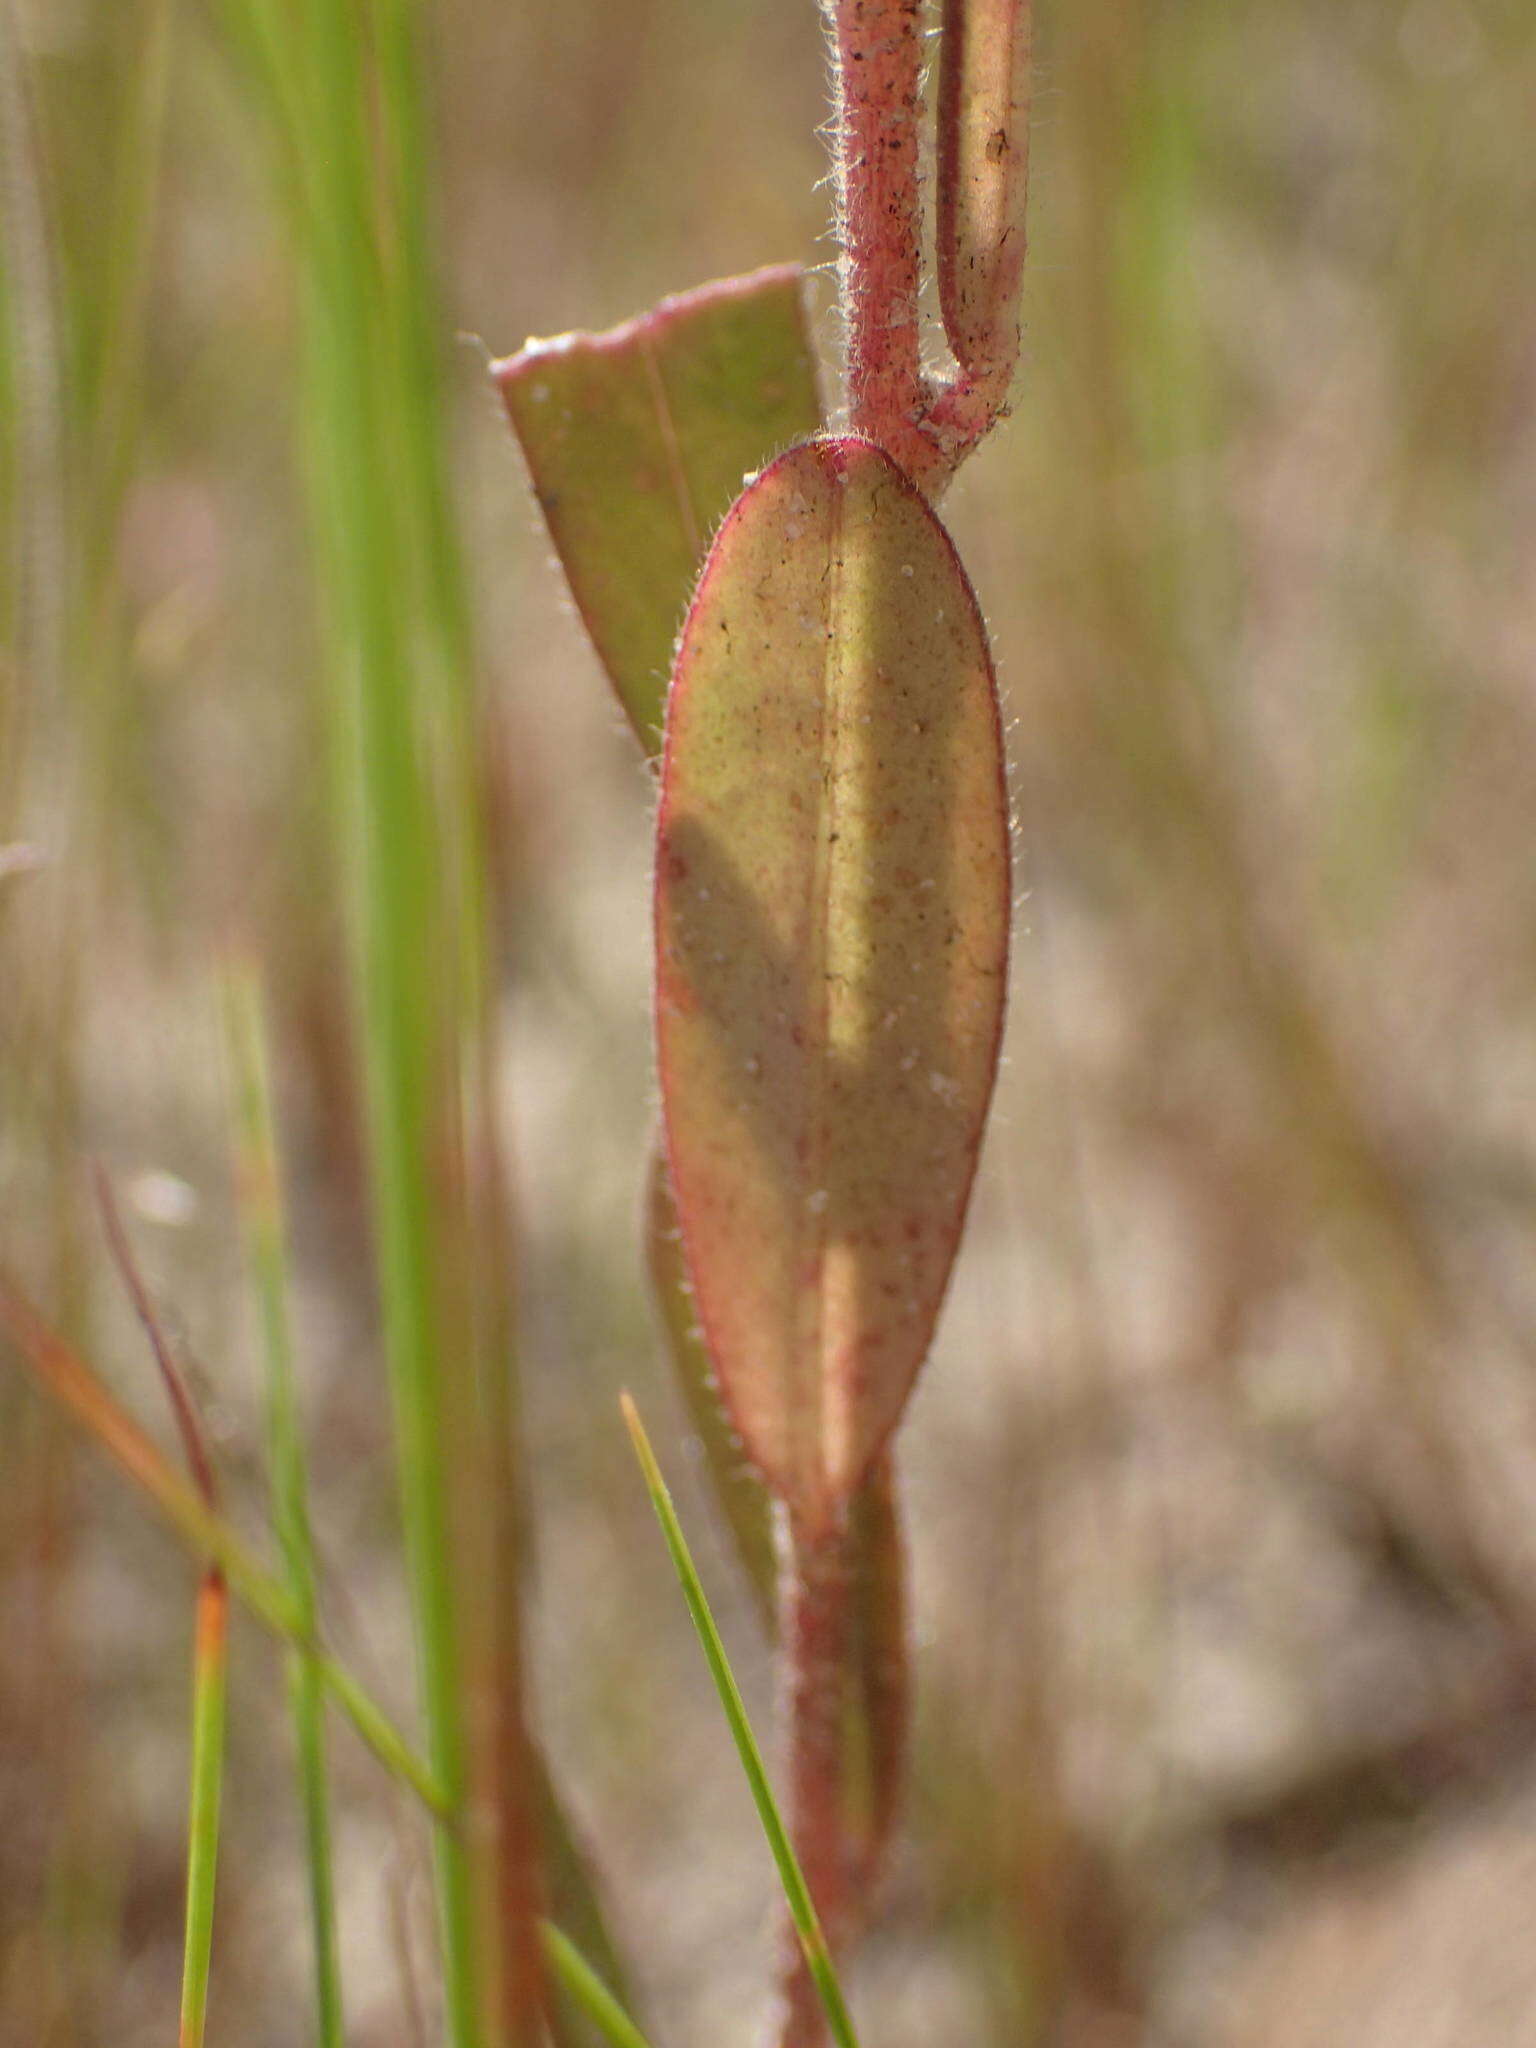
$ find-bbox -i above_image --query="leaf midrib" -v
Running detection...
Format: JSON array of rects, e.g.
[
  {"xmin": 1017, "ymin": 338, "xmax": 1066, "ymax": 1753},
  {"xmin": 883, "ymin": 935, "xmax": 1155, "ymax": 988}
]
[{"xmin": 792, "ymin": 454, "xmax": 855, "ymax": 1509}]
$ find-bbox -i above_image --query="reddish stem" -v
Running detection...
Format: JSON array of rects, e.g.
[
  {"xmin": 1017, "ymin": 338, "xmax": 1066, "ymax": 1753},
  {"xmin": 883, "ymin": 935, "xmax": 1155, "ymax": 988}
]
[
  {"xmin": 94, "ymin": 1163, "xmax": 219, "ymax": 1510},
  {"xmin": 827, "ymin": 0, "xmax": 1015, "ymax": 494},
  {"xmin": 825, "ymin": 0, "xmax": 933, "ymax": 483},
  {"xmin": 923, "ymin": 358, "xmax": 1016, "ymax": 473},
  {"xmin": 844, "ymin": 1455, "xmax": 908, "ymax": 1907},
  {"xmin": 777, "ymin": 1511, "xmax": 854, "ymax": 2048}
]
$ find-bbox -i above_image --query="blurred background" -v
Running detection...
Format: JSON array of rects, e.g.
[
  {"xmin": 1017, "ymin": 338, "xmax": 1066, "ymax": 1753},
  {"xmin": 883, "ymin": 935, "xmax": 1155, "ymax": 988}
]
[{"xmin": 3, "ymin": 0, "xmax": 1536, "ymax": 2043}]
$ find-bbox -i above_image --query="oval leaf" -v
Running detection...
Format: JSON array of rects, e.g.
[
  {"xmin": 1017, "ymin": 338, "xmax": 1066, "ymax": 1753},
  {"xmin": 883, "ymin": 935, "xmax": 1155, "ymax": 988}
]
[{"xmin": 655, "ymin": 437, "xmax": 1009, "ymax": 1528}]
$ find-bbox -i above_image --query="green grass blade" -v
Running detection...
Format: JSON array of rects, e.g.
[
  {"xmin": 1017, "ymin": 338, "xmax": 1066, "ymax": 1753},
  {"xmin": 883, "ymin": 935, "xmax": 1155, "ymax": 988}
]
[
  {"xmin": 179, "ymin": 1570, "xmax": 229, "ymax": 2048},
  {"xmin": 287, "ymin": 1655, "xmax": 343, "ymax": 2043},
  {"xmin": 539, "ymin": 1925, "xmax": 655, "ymax": 2048},
  {"xmin": 223, "ymin": 0, "xmax": 496, "ymax": 2034},
  {"xmin": 532, "ymin": 1747, "xmax": 638, "ymax": 2048},
  {"xmin": 224, "ymin": 963, "xmax": 344, "ymax": 2047},
  {"xmin": 619, "ymin": 1396, "xmax": 861, "ymax": 2048}
]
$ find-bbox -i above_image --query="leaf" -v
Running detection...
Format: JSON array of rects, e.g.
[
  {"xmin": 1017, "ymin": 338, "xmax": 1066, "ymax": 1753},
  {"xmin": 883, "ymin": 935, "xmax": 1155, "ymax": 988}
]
[
  {"xmin": 655, "ymin": 436, "xmax": 1010, "ymax": 1530},
  {"xmin": 937, "ymin": 0, "xmax": 1033, "ymax": 380},
  {"xmin": 495, "ymin": 265, "xmax": 824, "ymax": 749}
]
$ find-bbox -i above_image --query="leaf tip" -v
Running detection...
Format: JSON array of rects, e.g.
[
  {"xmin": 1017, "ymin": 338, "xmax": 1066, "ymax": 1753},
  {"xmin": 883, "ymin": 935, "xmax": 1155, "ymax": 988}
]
[{"xmin": 618, "ymin": 1390, "xmax": 652, "ymax": 1477}]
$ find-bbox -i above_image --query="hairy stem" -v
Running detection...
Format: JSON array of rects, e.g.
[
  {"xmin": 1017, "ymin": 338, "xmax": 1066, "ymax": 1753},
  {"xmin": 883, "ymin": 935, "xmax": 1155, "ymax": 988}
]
[
  {"xmin": 777, "ymin": 1513, "xmax": 854, "ymax": 2048},
  {"xmin": 825, "ymin": 0, "xmax": 1033, "ymax": 496},
  {"xmin": 824, "ymin": 0, "xmax": 933, "ymax": 483}
]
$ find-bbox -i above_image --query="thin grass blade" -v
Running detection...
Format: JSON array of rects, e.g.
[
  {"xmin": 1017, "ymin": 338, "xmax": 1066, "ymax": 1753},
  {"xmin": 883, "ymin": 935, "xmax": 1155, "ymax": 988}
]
[
  {"xmin": 224, "ymin": 962, "xmax": 344, "ymax": 2046},
  {"xmin": 539, "ymin": 1925, "xmax": 655, "ymax": 2048},
  {"xmin": 532, "ymin": 1748, "xmax": 637, "ymax": 2048},
  {"xmin": 620, "ymin": 1395, "xmax": 861, "ymax": 2048},
  {"xmin": 92, "ymin": 1175, "xmax": 232, "ymax": 2048},
  {"xmin": 179, "ymin": 1567, "xmax": 229, "ymax": 2048},
  {"xmin": 0, "ymin": 1274, "xmax": 445, "ymax": 1810}
]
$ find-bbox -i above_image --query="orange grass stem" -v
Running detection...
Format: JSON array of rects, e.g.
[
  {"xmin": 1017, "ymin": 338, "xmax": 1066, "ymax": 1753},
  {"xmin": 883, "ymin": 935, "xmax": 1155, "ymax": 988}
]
[{"xmin": 0, "ymin": 1272, "xmax": 447, "ymax": 1812}]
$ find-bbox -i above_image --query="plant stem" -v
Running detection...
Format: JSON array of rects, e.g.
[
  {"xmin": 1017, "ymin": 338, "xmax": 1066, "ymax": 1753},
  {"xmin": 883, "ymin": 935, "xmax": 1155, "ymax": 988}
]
[
  {"xmin": 777, "ymin": 1513, "xmax": 854, "ymax": 2048},
  {"xmin": 826, "ymin": 0, "xmax": 1035, "ymax": 494},
  {"xmin": 843, "ymin": 1460, "xmax": 907, "ymax": 1905},
  {"xmin": 824, "ymin": 0, "xmax": 932, "ymax": 482}
]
